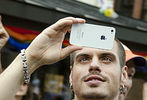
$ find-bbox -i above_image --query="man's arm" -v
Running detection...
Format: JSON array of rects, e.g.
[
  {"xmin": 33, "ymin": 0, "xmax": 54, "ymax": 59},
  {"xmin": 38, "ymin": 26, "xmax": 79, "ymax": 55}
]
[
  {"xmin": 0, "ymin": 17, "xmax": 85, "ymax": 100},
  {"xmin": 0, "ymin": 16, "xmax": 9, "ymax": 73}
]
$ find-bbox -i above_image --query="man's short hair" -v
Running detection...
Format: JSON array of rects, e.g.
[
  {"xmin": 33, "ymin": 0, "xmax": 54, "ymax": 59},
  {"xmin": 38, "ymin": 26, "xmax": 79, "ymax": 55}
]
[{"xmin": 70, "ymin": 38, "xmax": 126, "ymax": 68}]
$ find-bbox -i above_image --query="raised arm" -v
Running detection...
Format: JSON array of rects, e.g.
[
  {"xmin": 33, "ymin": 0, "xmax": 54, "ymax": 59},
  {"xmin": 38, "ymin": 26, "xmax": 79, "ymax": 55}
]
[
  {"xmin": 0, "ymin": 17, "xmax": 85, "ymax": 100},
  {"xmin": 0, "ymin": 16, "xmax": 9, "ymax": 73}
]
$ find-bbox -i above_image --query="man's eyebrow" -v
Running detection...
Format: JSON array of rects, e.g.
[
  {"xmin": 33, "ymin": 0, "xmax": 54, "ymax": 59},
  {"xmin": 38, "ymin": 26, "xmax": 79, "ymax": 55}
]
[
  {"xmin": 100, "ymin": 53, "xmax": 116, "ymax": 58},
  {"xmin": 75, "ymin": 54, "xmax": 90, "ymax": 59}
]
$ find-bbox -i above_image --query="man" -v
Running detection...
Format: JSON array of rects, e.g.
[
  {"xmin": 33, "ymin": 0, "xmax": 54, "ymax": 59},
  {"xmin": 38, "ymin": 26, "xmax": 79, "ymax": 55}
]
[
  {"xmin": 0, "ymin": 15, "xmax": 9, "ymax": 73},
  {"xmin": 119, "ymin": 44, "xmax": 147, "ymax": 100},
  {"xmin": 69, "ymin": 38, "xmax": 127, "ymax": 100},
  {"xmin": 0, "ymin": 17, "xmax": 127, "ymax": 100}
]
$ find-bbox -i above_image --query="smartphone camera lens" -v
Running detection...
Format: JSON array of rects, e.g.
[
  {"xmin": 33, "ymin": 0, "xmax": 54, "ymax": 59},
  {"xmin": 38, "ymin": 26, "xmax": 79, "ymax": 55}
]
[{"xmin": 111, "ymin": 30, "xmax": 113, "ymax": 33}]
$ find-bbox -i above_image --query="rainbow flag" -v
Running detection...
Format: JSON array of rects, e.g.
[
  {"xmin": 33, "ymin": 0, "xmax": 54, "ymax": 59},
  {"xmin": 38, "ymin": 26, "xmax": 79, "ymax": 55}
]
[{"xmin": 4, "ymin": 25, "xmax": 70, "ymax": 50}]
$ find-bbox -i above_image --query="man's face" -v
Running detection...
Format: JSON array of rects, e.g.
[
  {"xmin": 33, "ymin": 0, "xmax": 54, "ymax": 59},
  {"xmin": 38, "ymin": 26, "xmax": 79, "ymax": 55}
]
[{"xmin": 70, "ymin": 41, "xmax": 124, "ymax": 100}]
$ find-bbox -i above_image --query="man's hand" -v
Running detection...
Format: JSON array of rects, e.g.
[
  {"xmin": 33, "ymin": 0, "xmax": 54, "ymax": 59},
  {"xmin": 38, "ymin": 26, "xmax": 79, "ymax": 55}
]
[
  {"xmin": 0, "ymin": 16, "xmax": 9, "ymax": 50},
  {"xmin": 26, "ymin": 17, "xmax": 85, "ymax": 70}
]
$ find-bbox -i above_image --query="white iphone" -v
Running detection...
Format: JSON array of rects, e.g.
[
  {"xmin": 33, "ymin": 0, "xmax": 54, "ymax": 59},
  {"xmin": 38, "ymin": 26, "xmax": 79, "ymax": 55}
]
[{"xmin": 70, "ymin": 23, "xmax": 116, "ymax": 50}]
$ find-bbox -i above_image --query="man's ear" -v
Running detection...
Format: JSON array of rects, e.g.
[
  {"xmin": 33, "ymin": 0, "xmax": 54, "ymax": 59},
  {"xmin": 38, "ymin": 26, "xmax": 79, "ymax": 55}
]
[
  {"xmin": 121, "ymin": 65, "xmax": 128, "ymax": 84},
  {"xmin": 69, "ymin": 66, "xmax": 73, "ymax": 84},
  {"xmin": 120, "ymin": 66, "xmax": 128, "ymax": 96}
]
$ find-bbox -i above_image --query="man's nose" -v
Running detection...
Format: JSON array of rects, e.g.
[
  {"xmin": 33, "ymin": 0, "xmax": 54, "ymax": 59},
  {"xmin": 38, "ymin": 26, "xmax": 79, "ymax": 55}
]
[{"xmin": 89, "ymin": 57, "xmax": 101, "ymax": 73}]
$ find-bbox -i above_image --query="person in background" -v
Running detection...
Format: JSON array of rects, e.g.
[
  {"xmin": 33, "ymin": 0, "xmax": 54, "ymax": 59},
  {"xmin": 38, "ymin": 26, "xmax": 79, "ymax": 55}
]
[
  {"xmin": 0, "ymin": 15, "xmax": 36, "ymax": 100},
  {"xmin": 14, "ymin": 83, "xmax": 33, "ymax": 100},
  {"xmin": 119, "ymin": 44, "xmax": 147, "ymax": 100},
  {"xmin": 0, "ymin": 15, "xmax": 9, "ymax": 73},
  {"xmin": 0, "ymin": 15, "xmax": 34, "ymax": 100}
]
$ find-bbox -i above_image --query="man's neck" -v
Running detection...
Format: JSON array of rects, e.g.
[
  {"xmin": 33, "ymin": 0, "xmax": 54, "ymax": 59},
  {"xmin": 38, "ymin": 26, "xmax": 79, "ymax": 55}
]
[
  {"xmin": 14, "ymin": 96, "xmax": 23, "ymax": 100},
  {"xmin": 74, "ymin": 95, "xmax": 119, "ymax": 100}
]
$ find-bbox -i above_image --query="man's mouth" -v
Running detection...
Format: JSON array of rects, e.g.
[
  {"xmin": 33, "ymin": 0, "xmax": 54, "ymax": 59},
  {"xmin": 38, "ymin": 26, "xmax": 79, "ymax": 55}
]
[{"xmin": 84, "ymin": 75, "xmax": 106, "ymax": 86}]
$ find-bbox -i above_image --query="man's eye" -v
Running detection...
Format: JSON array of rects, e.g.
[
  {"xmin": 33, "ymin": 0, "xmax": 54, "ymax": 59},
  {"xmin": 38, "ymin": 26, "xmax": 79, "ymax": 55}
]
[
  {"xmin": 79, "ymin": 57, "xmax": 90, "ymax": 63},
  {"xmin": 101, "ymin": 56, "xmax": 112, "ymax": 63},
  {"xmin": 80, "ymin": 58, "xmax": 88, "ymax": 62}
]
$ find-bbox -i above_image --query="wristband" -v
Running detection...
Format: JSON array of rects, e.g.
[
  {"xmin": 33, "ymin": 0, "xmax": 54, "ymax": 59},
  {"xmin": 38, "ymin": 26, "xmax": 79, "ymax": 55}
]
[{"xmin": 21, "ymin": 49, "xmax": 30, "ymax": 84}]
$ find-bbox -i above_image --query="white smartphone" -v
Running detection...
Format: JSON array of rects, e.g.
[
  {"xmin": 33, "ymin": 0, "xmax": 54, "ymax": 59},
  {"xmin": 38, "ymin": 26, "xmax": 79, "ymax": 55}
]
[{"xmin": 70, "ymin": 23, "xmax": 116, "ymax": 50}]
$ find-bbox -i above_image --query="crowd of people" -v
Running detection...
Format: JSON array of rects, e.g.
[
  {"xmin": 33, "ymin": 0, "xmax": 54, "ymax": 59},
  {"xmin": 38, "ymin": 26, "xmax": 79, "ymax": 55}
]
[{"xmin": 0, "ymin": 16, "xmax": 146, "ymax": 100}]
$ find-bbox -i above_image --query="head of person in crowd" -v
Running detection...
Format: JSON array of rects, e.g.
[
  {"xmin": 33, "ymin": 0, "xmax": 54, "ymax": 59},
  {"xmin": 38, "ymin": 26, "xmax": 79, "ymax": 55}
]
[
  {"xmin": 119, "ymin": 44, "xmax": 147, "ymax": 100},
  {"xmin": 69, "ymin": 38, "xmax": 128, "ymax": 100},
  {"xmin": 14, "ymin": 84, "xmax": 33, "ymax": 100},
  {"xmin": 14, "ymin": 84, "xmax": 28, "ymax": 100}
]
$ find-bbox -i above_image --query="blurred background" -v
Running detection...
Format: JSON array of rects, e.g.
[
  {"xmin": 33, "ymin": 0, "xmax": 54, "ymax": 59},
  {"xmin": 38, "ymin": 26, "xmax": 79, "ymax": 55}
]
[{"xmin": 0, "ymin": 0, "xmax": 147, "ymax": 100}]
